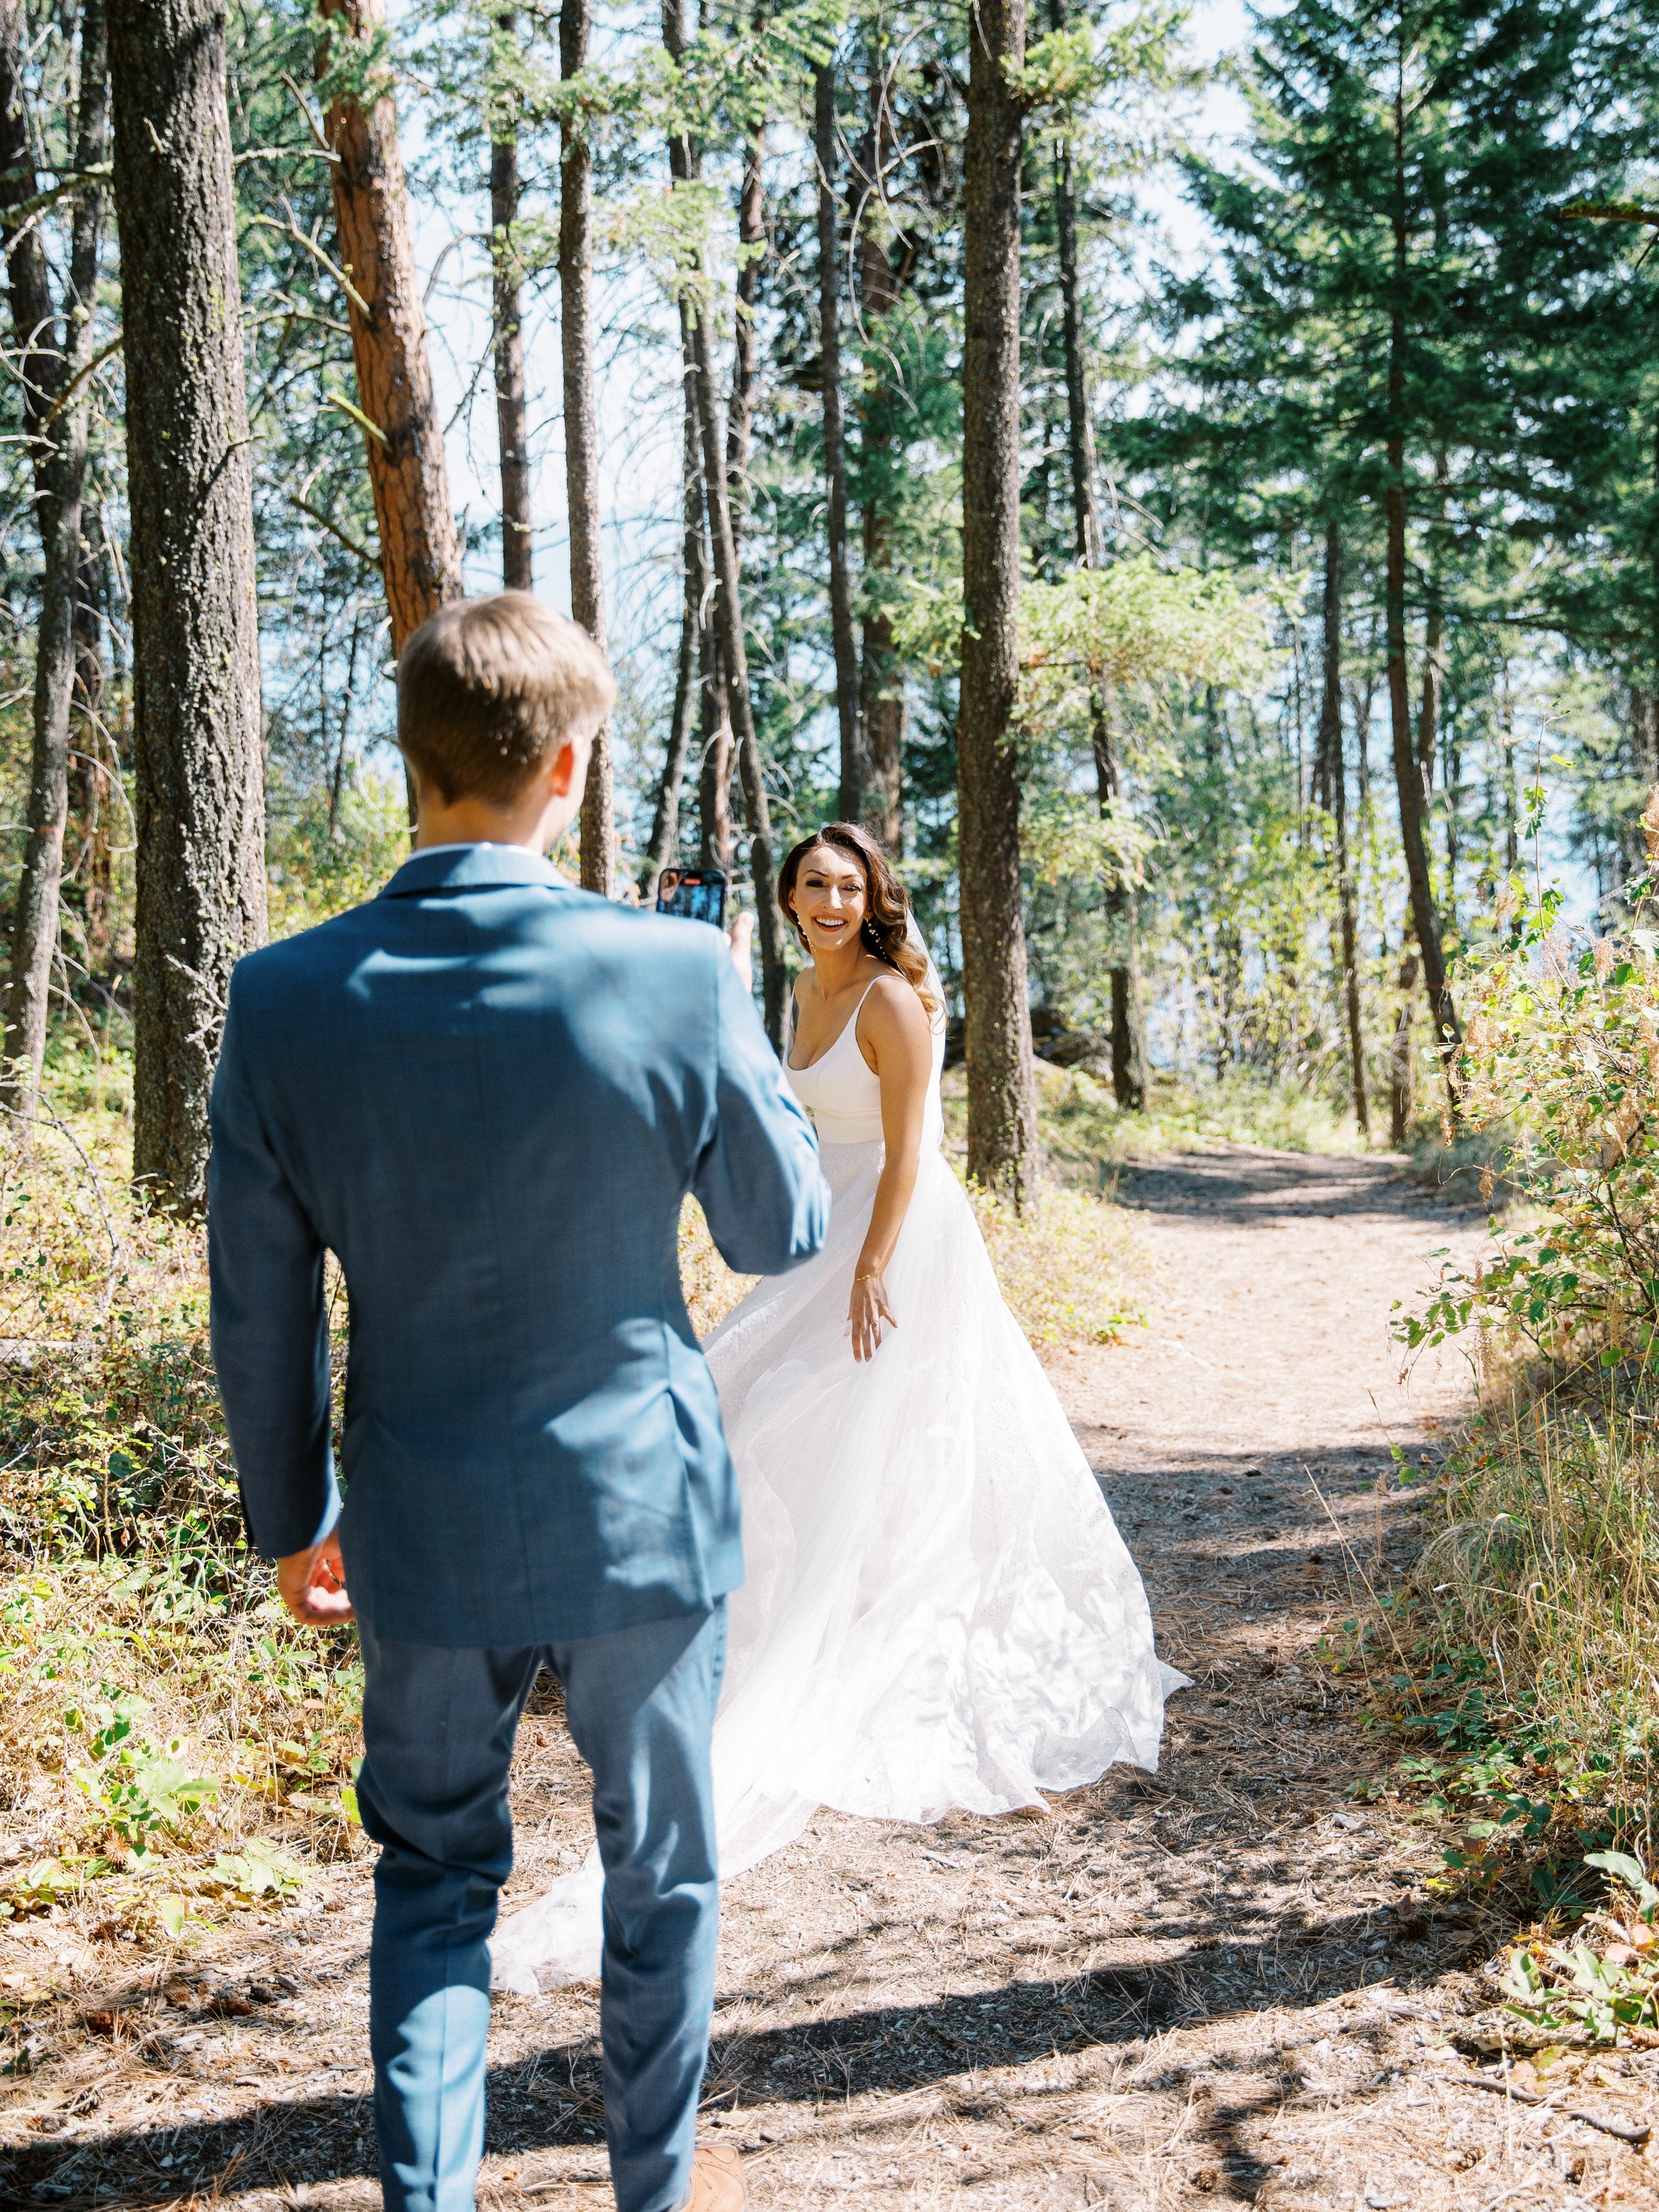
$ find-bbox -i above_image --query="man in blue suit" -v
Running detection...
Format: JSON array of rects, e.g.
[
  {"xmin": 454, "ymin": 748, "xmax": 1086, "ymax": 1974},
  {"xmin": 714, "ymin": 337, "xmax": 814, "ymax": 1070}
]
[{"xmin": 208, "ymin": 593, "xmax": 828, "ymax": 2212}]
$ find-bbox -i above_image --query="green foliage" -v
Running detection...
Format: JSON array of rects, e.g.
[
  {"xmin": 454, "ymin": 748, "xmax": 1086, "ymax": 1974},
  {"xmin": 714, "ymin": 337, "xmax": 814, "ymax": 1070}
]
[
  {"xmin": 68, "ymin": 1688, "xmax": 220, "ymax": 1850},
  {"xmin": 1503, "ymin": 1852, "xmax": 1659, "ymax": 2045},
  {"xmin": 266, "ymin": 767, "xmax": 412, "ymax": 940},
  {"xmin": 1345, "ymin": 1369, "xmax": 1659, "ymax": 1914},
  {"xmin": 1396, "ymin": 895, "xmax": 1659, "ymax": 1364}
]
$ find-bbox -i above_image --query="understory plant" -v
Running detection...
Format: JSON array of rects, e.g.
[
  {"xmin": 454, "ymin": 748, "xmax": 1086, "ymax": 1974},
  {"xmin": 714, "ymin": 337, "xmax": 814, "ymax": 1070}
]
[
  {"xmin": 1397, "ymin": 884, "xmax": 1659, "ymax": 1366},
  {"xmin": 1365, "ymin": 888, "xmax": 1659, "ymax": 1905},
  {"xmin": 1502, "ymin": 1849, "xmax": 1659, "ymax": 2045}
]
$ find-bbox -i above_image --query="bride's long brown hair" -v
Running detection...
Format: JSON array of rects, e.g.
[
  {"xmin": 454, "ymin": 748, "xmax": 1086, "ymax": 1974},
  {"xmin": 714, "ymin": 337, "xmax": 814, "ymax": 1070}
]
[{"xmin": 778, "ymin": 822, "xmax": 942, "ymax": 1022}]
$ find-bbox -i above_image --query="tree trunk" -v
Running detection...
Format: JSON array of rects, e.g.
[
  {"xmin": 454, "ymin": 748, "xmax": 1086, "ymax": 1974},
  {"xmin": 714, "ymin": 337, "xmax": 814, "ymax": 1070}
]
[
  {"xmin": 958, "ymin": 0, "xmax": 1038, "ymax": 1197},
  {"xmin": 697, "ymin": 626, "xmax": 733, "ymax": 873},
  {"xmin": 0, "ymin": 0, "xmax": 108, "ymax": 1112},
  {"xmin": 1388, "ymin": 946, "xmax": 1419, "ymax": 1147},
  {"xmin": 816, "ymin": 60, "xmax": 863, "ymax": 822},
  {"xmin": 727, "ymin": 122, "xmax": 764, "ymax": 497},
  {"xmin": 1501, "ymin": 671, "xmax": 1519, "ymax": 875},
  {"xmin": 108, "ymin": 0, "xmax": 267, "ymax": 1211},
  {"xmin": 1090, "ymin": 697, "xmax": 1146, "ymax": 1111},
  {"xmin": 1387, "ymin": 70, "xmax": 1458, "ymax": 1092},
  {"xmin": 490, "ymin": 22, "xmax": 532, "ymax": 591},
  {"xmin": 1050, "ymin": 13, "xmax": 1145, "ymax": 1105},
  {"xmin": 1317, "ymin": 519, "xmax": 1368, "ymax": 1135},
  {"xmin": 640, "ymin": 307, "xmax": 704, "ymax": 899},
  {"xmin": 863, "ymin": 226, "xmax": 902, "ymax": 845},
  {"xmin": 689, "ymin": 300, "xmax": 785, "ymax": 1040},
  {"xmin": 857, "ymin": 80, "xmax": 902, "ymax": 851},
  {"xmin": 320, "ymin": 0, "xmax": 461, "ymax": 666},
  {"xmin": 72, "ymin": 508, "xmax": 114, "ymax": 971},
  {"xmin": 665, "ymin": 0, "xmax": 784, "ymax": 1037},
  {"xmin": 0, "ymin": 0, "xmax": 59, "ymax": 522},
  {"xmin": 661, "ymin": 5, "xmax": 731, "ymax": 885},
  {"xmin": 561, "ymin": 0, "xmax": 611, "ymax": 894},
  {"xmin": 1049, "ymin": 0, "xmax": 1102, "ymax": 569}
]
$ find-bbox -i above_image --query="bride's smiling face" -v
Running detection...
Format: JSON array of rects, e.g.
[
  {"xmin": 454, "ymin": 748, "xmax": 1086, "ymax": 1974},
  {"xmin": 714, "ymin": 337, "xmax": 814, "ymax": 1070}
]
[{"xmin": 789, "ymin": 844, "xmax": 869, "ymax": 958}]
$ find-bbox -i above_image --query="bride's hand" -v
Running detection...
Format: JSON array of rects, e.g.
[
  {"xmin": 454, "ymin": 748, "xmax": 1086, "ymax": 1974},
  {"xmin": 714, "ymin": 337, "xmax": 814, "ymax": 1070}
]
[{"xmin": 849, "ymin": 1269, "xmax": 896, "ymax": 1363}]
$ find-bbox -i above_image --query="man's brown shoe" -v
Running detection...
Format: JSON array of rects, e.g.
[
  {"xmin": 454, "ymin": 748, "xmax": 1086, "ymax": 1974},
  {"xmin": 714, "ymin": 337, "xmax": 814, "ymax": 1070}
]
[{"xmin": 685, "ymin": 2140, "xmax": 747, "ymax": 2211}]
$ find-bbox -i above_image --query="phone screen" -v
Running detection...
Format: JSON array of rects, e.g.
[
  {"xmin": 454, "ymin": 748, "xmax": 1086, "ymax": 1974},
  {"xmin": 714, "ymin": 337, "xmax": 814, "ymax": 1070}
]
[{"xmin": 656, "ymin": 869, "xmax": 727, "ymax": 930}]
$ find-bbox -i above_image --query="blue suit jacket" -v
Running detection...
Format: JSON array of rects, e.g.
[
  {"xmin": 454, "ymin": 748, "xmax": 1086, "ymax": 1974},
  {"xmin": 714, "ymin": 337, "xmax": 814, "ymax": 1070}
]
[{"xmin": 207, "ymin": 844, "xmax": 828, "ymax": 1647}]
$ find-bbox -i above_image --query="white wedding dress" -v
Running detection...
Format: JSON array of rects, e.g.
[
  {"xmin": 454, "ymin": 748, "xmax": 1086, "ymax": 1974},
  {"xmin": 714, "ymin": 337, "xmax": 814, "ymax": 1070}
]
[{"xmin": 490, "ymin": 974, "xmax": 1185, "ymax": 1993}]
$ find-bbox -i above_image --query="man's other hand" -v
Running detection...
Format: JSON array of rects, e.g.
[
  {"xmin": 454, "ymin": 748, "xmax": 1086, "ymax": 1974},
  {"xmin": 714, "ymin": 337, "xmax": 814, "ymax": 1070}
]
[
  {"xmin": 277, "ymin": 1532, "xmax": 354, "ymax": 1625},
  {"xmin": 728, "ymin": 909, "xmax": 755, "ymax": 994}
]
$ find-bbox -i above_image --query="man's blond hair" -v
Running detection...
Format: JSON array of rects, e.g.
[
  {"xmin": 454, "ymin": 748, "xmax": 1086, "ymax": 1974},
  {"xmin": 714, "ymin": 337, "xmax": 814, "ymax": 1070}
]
[{"xmin": 397, "ymin": 593, "xmax": 617, "ymax": 806}]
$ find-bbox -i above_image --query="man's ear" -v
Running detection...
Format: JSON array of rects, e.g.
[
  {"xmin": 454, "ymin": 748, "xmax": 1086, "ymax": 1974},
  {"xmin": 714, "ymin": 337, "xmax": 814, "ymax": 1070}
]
[{"xmin": 547, "ymin": 726, "xmax": 593, "ymax": 800}]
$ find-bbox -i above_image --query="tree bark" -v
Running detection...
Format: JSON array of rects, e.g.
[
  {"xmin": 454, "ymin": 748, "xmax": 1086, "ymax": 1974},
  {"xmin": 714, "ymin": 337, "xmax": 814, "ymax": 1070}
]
[
  {"xmin": 689, "ymin": 301, "xmax": 784, "ymax": 1040},
  {"xmin": 1386, "ymin": 69, "xmax": 1458, "ymax": 1094},
  {"xmin": 0, "ymin": 0, "xmax": 108, "ymax": 1112},
  {"xmin": 857, "ymin": 78, "xmax": 902, "ymax": 852},
  {"xmin": 816, "ymin": 60, "xmax": 863, "ymax": 822},
  {"xmin": 561, "ymin": 0, "xmax": 611, "ymax": 894},
  {"xmin": 661, "ymin": 5, "xmax": 730, "ymax": 883},
  {"xmin": 727, "ymin": 121, "xmax": 764, "ymax": 497},
  {"xmin": 664, "ymin": 0, "xmax": 784, "ymax": 1038},
  {"xmin": 1049, "ymin": 0, "xmax": 1101, "ymax": 569},
  {"xmin": 72, "ymin": 507, "xmax": 114, "ymax": 970},
  {"xmin": 640, "ymin": 307, "xmax": 705, "ymax": 899},
  {"xmin": 320, "ymin": 0, "xmax": 462, "ymax": 655},
  {"xmin": 1091, "ymin": 697, "xmax": 1147, "ymax": 1111},
  {"xmin": 1050, "ymin": 10, "xmax": 1145, "ymax": 1106},
  {"xmin": 1317, "ymin": 519, "xmax": 1368, "ymax": 1135},
  {"xmin": 108, "ymin": 0, "xmax": 267, "ymax": 1211},
  {"xmin": 0, "ymin": 0, "xmax": 59, "ymax": 522},
  {"xmin": 958, "ymin": 0, "xmax": 1038, "ymax": 1197},
  {"xmin": 490, "ymin": 23, "xmax": 532, "ymax": 591},
  {"xmin": 697, "ymin": 628, "xmax": 733, "ymax": 872},
  {"xmin": 1388, "ymin": 945, "xmax": 1419, "ymax": 1147}
]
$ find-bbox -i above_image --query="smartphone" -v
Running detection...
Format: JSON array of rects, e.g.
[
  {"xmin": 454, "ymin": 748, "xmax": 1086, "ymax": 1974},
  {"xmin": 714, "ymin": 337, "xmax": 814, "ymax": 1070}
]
[{"xmin": 656, "ymin": 868, "xmax": 727, "ymax": 930}]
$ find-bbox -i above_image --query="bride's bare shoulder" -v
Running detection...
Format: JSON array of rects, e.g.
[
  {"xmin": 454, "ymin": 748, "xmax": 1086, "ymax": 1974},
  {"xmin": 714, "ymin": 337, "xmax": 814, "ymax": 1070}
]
[{"xmin": 860, "ymin": 968, "xmax": 932, "ymax": 1043}]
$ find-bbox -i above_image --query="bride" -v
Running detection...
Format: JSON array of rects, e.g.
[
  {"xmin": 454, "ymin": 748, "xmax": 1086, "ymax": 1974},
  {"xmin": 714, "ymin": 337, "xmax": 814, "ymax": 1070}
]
[{"xmin": 492, "ymin": 822, "xmax": 1184, "ymax": 1992}]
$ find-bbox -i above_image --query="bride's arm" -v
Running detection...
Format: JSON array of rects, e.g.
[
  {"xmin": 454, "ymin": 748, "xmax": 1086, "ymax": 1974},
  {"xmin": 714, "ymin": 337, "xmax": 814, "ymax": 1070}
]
[{"xmin": 849, "ymin": 976, "xmax": 935, "ymax": 1363}]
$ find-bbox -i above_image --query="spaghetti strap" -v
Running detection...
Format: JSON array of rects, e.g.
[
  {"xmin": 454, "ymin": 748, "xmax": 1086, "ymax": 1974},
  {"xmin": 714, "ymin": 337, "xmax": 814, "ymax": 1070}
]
[{"xmin": 787, "ymin": 974, "xmax": 883, "ymax": 1072}]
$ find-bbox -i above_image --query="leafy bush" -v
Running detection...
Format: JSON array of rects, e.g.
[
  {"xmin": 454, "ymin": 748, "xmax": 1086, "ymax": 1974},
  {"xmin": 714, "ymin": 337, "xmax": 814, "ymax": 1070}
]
[
  {"xmin": 1353, "ymin": 899, "xmax": 1659, "ymax": 1903},
  {"xmin": 1399, "ymin": 891, "xmax": 1659, "ymax": 1366},
  {"xmin": 1502, "ymin": 1850, "xmax": 1659, "ymax": 2045}
]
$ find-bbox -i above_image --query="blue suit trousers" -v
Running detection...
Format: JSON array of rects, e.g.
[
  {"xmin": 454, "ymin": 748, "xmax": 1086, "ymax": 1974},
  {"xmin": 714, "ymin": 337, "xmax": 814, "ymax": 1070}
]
[{"xmin": 354, "ymin": 1603, "xmax": 727, "ymax": 2212}]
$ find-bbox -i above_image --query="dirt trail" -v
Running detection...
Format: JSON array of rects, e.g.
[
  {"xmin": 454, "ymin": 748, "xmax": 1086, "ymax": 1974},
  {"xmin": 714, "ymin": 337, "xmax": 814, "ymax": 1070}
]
[{"xmin": 7, "ymin": 1145, "xmax": 1659, "ymax": 2212}]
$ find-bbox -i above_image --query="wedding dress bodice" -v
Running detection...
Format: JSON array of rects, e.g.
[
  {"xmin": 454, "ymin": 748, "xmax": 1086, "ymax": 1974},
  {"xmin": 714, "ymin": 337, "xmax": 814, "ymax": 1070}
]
[{"xmin": 784, "ymin": 976, "xmax": 946, "ymax": 1149}]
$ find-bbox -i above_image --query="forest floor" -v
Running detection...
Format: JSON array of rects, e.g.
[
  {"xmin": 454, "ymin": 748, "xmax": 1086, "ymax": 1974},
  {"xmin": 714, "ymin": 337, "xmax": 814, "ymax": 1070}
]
[{"xmin": 7, "ymin": 1142, "xmax": 1659, "ymax": 2211}]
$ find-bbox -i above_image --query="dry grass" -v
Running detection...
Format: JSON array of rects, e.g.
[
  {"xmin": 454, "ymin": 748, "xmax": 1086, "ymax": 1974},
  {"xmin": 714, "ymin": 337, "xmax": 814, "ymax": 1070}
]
[{"xmin": 1394, "ymin": 1374, "xmax": 1659, "ymax": 1804}]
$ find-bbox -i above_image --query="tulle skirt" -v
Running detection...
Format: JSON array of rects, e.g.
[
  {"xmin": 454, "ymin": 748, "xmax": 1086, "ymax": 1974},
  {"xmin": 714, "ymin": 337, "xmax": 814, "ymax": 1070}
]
[{"xmin": 491, "ymin": 1139, "xmax": 1183, "ymax": 1992}]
